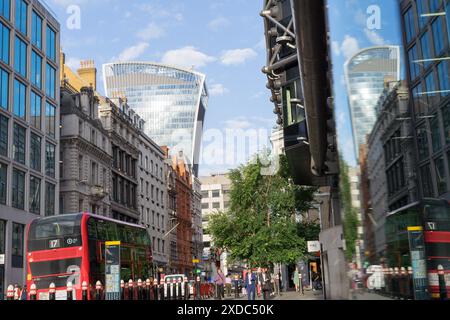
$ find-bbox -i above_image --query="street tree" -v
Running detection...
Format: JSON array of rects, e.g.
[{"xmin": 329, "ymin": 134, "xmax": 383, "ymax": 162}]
[{"xmin": 208, "ymin": 153, "xmax": 317, "ymax": 267}]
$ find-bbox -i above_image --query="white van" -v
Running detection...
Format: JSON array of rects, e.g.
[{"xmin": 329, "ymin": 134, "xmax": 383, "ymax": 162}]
[{"xmin": 366, "ymin": 265, "xmax": 385, "ymax": 291}]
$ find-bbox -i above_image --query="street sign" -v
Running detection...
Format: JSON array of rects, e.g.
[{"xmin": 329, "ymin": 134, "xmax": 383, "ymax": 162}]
[
  {"xmin": 105, "ymin": 241, "xmax": 121, "ymax": 300},
  {"xmin": 307, "ymin": 241, "xmax": 321, "ymax": 253},
  {"xmin": 0, "ymin": 254, "xmax": 4, "ymax": 265},
  {"xmin": 192, "ymin": 259, "xmax": 200, "ymax": 264},
  {"xmin": 407, "ymin": 227, "xmax": 429, "ymax": 300}
]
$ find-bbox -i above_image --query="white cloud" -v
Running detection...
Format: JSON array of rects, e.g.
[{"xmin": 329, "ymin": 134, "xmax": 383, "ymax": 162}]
[
  {"xmin": 65, "ymin": 57, "xmax": 81, "ymax": 70},
  {"xmin": 117, "ymin": 42, "xmax": 149, "ymax": 61},
  {"xmin": 208, "ymin": 17, "xmax": 230, "ymax": 31},
  {"xmin": 209, "ymin": 83, "xmax": 229, "ymax": 96},
  {"xmin": 364, "ymin": 29, "xmax": 385, "ymax": 46},
  {"xmin": 331, "ymin": 41, "xmax": 341, "ymax": 56},
  {"xmin": 223, "ymin": 117, "xmax": 253, "ymax": 130},
  {"xmin": 340, "ymin": 35, "xmax": 360, "ymax": 60},
  {"xmin": 161, "ymin": 46, "xmax": 216, "ymax": 69},
  {"xmin": 136, "ymin": 22, "xmax": 165, "ymax": 41},
  {"xmin": 220, "ymin": 48, "xmax": 257, "ymax": 66}
]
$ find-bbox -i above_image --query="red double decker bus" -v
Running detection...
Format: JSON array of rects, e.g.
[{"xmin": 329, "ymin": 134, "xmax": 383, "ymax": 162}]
[{"xmin": 26, "ymin": 213, "xmax": 154, "ymax": 300}]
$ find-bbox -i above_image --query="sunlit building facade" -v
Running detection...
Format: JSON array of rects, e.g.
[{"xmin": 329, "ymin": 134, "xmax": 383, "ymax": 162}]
[
  {"xmin": 344, "ymin": 46, "xmax": 401, "ymax": 160},
  {"xmin": 102, "ymin": 62, "xmax": 208, "ymax": 176}
]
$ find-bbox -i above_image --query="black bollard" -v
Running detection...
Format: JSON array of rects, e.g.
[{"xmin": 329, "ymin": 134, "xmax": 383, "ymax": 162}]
[
  {"xmin": 438, "ymin": 265, "xmax": 448, "ymax": 300},
  {"xmin": 82, "ymin": 281, "xmax": 89, "ymax": 300},
  {"xmin": 120, "ymin": 280, "xmax": 125, "ymax": 300},
  {"xmin": 67, "ymin": 282, "xmax": 73, "ymax": 301},
  {"xmin": 177, "ymin": 278, "xmax": 182, "ymax": 300},
  {"xmin": 95, "ymin": 281, "xmax": 102, "ymax": 300},
  {"xmin": 145, "ymin": 279, "xmax": 151, "ymax": 300},
  {"xmin": 153, "ymin": 280, "xmax": 159, "ymax": 301},
  {"xmin": 159, "ymin": 281, "xmax": 165, "ymax": 300},
  {"xmin": 167, "ymin": 280, "xmax": 171, "ymax": 300},
  {"xmin": 137, "ymin": 279, "xmax": 143, "ymax": 300},
  {"xmin": 184, "ymin": 279, "xmax": 190, "ymax": 300},
  {"xmin": 49, "ymin": 283, "xmax": 56, "ymax": 301},
  {"xmin": 172, "ymin": 279, "xmax": 177, "ymax": 300},
  {"xmin": 128, "ymin": 280, "xmax": 134, "ymax": 300}
]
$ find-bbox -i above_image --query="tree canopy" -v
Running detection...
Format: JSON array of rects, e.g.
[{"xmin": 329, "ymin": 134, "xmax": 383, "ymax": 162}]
[{"xmin": 208, "ymin": 153, "xmax": 317, "ymax": 267}]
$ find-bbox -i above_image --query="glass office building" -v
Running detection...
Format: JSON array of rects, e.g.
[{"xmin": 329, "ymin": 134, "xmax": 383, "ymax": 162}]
[
  {"xmin": 0, "ymin": 0, "xmax": 60, "ymax": 295},
  {"xmin": 344, "ymin": 46, "xmax": 401, "ymax": 160},
  {"xmin": 103, "ymin": 62, "xmax": 208, "ymax": 176}
]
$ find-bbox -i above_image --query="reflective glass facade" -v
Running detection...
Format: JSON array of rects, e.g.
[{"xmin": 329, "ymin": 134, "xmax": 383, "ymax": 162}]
[
  {"xmin": 103, "ymin": 62, "xmax": 208, "ymax": 175},
  {"xmin": 344, "ymin": 46, "xmax": 401, "ymax": 159}
]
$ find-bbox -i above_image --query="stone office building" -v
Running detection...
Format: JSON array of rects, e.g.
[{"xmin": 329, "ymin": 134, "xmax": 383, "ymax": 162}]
[
  {"xmin": 137, "ymin": 131, "xmax": 169, "ymax": 272},
  {"xmin": 0, "ymin": 0, "xmax": 60, "ymax": 296},
  {"xmin": 98, "ymin": 97, "xmax": 140, "ymax": 223}
]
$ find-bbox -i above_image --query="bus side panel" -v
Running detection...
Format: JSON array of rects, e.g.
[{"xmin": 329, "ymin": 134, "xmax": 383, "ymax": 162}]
[{"xmin": 80, "ymin": 214, "xmax": 91, "ymax": 300}]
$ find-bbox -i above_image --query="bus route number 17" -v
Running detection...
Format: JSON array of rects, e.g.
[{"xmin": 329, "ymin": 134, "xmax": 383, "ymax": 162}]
[{"xmin": 427, "ymin": 222, "xmax": 436, "ymax": 231}]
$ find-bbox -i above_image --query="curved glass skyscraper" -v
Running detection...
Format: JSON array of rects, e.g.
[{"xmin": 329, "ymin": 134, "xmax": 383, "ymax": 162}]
[
  {"xmin": 103, "ymin": 62, "xmax": 208, "ymax": 176},
  {"xmin": 344, "ymin": 46, "xmax": 401, "ymax": 160}
]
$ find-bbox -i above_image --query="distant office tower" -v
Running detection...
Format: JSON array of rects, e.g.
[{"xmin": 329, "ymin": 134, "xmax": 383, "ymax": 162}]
[
  {"xmin": 344, "ymin": 46, "xmax": 401, "ymax": 160},
  {"xmin": 103, "ymin": 62, "xmax": 208, "ymax": 176}
]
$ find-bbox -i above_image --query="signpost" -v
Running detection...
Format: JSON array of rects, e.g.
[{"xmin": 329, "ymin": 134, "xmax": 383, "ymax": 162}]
[
  {"xmin": 407, "ymin": 227, "xmax": 429, "ymax": 300},
  {"xmin": 105, "ymin": 241, "xmax": 121, "ymax": 300},
  {"xmin": 307, "ymin": 241, "xmax": 321, "ymax": 253}
]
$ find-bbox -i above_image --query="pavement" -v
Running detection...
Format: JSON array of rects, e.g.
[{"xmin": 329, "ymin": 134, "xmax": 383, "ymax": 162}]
[
  {"xmin": 212, "ymin": 289, "xmax": 324, "ymax": 301},
  {"xmin": 349, "ymin": 289, "xmax": 393, "ymax": 300}
]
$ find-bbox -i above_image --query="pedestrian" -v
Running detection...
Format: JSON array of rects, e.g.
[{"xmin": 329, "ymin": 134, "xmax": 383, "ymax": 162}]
[
  {"xmin": 271, "ymin": 270, "xmax": 280, "ymax": 296},
  {"xmin": 245, "ymin": 268, "xmax": 257, "ymax": 301},
  {"xmin": 233, "ymin": 274, "xmax": 240, "ymax": 298},
  {"xmin": 225, "ymin": 274, "xmax": 232, "ymax": 297},
  {"xmin": 214, "ymin": 269, "xmax": 225, "ymax": 300},
  {"xmin": 260, "ymin": 268, "xmax": 272, "ymax": 300},
  {"xmin": 294, "ymin": 267, "xmax": 300, "ymax": 293},
  {"xmin": 14, "ymin": 284, "xmax": 20, "ymax": 301},
  {"xmin": 20, "ymin": 285, "xmax": 28, "ymax": 300},
  {"xmin": 256, "ymin": 267, "xmax": 262, "ymax": 298}
]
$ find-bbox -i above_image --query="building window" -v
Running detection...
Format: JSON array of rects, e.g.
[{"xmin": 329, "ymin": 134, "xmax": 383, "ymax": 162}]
[
  {"xmin": 46, "ymin": 25, "xmax": 56, "ymax": 61},
  {"xmin": 0, "ymin": 21, "xmax": 9, "ymax": 64},
  {"xmin": 45, "ymin": 102, "xmax": 55, "ymax": 138},
  {"xmin": 45, "ymin": 142, "xmax": 55, "ymax": 178},
  {"xmin": 90, "ymin": 161, "xmax": 97, "ymax": 185},
  {"xmin": 29, "ymin": 176, "xmax": 40, "ymax": 214},
  {"xmin": 201, "ymin": 203, "xmax": 209, "ymax": 209},
  {"xmin": 90, "ymin": 128, "xmax": 96, "ymax": 144},
  {"xmin": 417, "ymin": 124, "xmax": 429, "ymax": 161},
  {"xmin": 435, "ymin": 156, "xmax": 447, "ymax": 194},
  {"xmin": 31, "ymin": 51, "xmax": 42, "ymax": 89},
  {"xmin": 425, "ymin": 71, "xmax": 438, "ymax": 107},
  {"xmin": 30, "ymin": 91, "xmax": 41, "ymax": 129},
  {"xmin": 212, "ymin": 202, "xmax": 220, "ymax": 209},
  {"xmin": 15, "ymin": 0, "xmax": 27, "ymax": 35},
  {"xmin": 420, "ymin": 164, "xmax": 434, "ymax": 197},
  {"xmin": 12, "ymin": 168, "xmax": 24, "ymax": 209},
  {"xmin": 45, "ymin": 182, "xmax": 55, "ymax": 216},
  {"xmin": 13, "ymin": 79, "xmax": 26, "ymax": 119},
  {"xmin": 0, "ymin": 67, "xmax": 8, "ymax": 110},
  {"xmin": 0, "ymin": 0, "xmax": 9, "ymax": 20},
  {"xmin": 416, "ymin": 0, "xmax": 428, "ymax": 29},
  {"xmin": 404, "ymin": 7, "xmax": 415, "ymax": 43},
  {"xmin": 13, "ymin": 123, "xmax": 25, "ymax": 164},
  {"xmin": 0, "ymin": 114, "xmax": 7, "ymax": 157},
  {"xmin": 11, "ymin": 223, "xmax": 24, "ymax": 268},
  {"xmin": 0, "ymin": 162, "xmax": 6, "ymax": 205},
  {"xmin": 432, "ymin": 16, "xmax": 445, "ymax": 56},
  {"xmin": 420, "ymin": 31, "xmax": 431, "ymax": 68},
  {"xmin": 212, "ymin": 190, "xmax": 220, "ymax": 198},
  {"xmin": 45, "ymin": 63, "xmax": 55, "ymax": 99},
  {"xmin": 14, "ymin": 36, "xmax": 26, "ymax": 77},
  {"xmin": 430, "ymin": 115, "xmax": 442, "ymax": 153},
  {"xmin": 30, "ymin": 133, "xmax": 41, "ymax": 171},
  {"xmin": 31, "ymin": 11, "xmax": 42, "ymax": 49},
  {"xmin": 201, "ymin": 191, "xmax": 209, "ymax": 198},
  {"xmin": 408, "ymin": 45, "xmax": 420, "ymax": 81},
  {"xmin": 437, "ymin": 60, "xmax": 449, "ymax": 97}
]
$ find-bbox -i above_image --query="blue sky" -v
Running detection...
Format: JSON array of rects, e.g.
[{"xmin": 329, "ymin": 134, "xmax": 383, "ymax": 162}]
[
  {"xmin": 328, "ymin": 0, "xmax": 403, "ymax": 167},
  {"xmin": 47, "ymin": 0, "xmax": 275, "ymax": 176},
  {"xmin": 46, "ymin": 0, "xmax": 404, "ymax": 175}
]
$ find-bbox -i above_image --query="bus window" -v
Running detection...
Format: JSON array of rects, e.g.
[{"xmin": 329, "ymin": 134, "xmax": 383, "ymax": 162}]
[
  {"xmin": 96, "ymin": 221, "xmax": 107, "ymax": 240},
  {"xmin": 87, "ymin": 218, "xmax": 97, "ymax": 239},
  {"xmin": 117, "ymin": 225, "xmax": 127, "ymax": 243},
  {"xmin": 29, "ymin": 215, "xmax": 81, "ymax": 240},
  {"xmin": 105, "ymin": 221, "xmax": 118, "ymax": 241}
]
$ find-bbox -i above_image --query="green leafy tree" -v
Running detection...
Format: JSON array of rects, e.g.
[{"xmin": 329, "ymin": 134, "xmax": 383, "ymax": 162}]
[
  {"xmin": 340, "ymin": 157, "xmax": 359, "ymax": 261},
  {"xmin": 208, "ymin": 153, "xmax": 317, "ymax": 267}
]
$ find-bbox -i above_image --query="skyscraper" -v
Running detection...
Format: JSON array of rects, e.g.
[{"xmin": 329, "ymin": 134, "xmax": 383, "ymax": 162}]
[
  {"xmin": 102, "ymin": 62, "xmax": 208, "ymax": 177},
  {"xmin": 0, "ymin": 0, "xmax": 60, "ymax": 294},
  {"xmin": 344, "ymin": 46, "xmax": 401, "ymax": 160}
]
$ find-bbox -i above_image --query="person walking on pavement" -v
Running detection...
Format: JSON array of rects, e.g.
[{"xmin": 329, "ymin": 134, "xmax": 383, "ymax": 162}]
[
  {"xmin": 20, "ymin": 285, "xmax": 28, "ymax": 300},
  {"xmin": 294, "ymin": 267, "xmax": 301, "ymax": 293},
  {"xmin": 214, "ymin": 269, "xmax": 225, "ymax": 300},
  {"xmin": 271, "ymin": 270, "xmax": 280, "ymax": 296},
  {"xmin": 260, "ymin": 268, "xmax": 272, "ymax": 300},
  {"xmin": 256, "ymin": 267, "xmax": 263, "ymax": 298},
  {"xmin": 225, "ymin": 274, "xmax": 232, "ymax": 297},
  {"xmin": 233, "ymin": 274, "xmax": 240, "ymax": 298},
  {"xmin": 245, "ymin": 268, "xmax": 257, "ymax": 301}
]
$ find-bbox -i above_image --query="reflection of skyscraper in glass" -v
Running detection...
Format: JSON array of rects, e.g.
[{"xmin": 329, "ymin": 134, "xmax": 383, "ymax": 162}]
[
  {"xmin": 103, "ymin": 62, "xmax": 208, "ymax": 176},
  {"xmin": 344, "ymin": 46, "xmax": 401, "ymax": 160}
]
